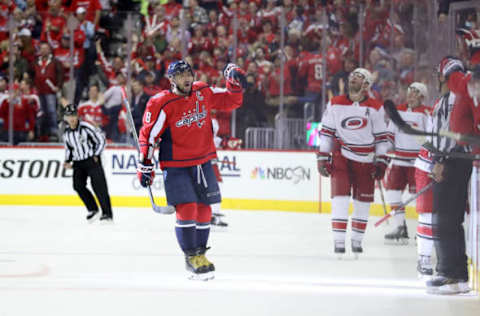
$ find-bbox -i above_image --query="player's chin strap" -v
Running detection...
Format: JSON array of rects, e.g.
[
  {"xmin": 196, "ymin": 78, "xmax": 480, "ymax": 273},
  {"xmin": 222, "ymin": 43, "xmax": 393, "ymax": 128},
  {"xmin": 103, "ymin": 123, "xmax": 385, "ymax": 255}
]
[{"xmin": 121, "ymin": 87, "xmax": 175, "ymax": 215}]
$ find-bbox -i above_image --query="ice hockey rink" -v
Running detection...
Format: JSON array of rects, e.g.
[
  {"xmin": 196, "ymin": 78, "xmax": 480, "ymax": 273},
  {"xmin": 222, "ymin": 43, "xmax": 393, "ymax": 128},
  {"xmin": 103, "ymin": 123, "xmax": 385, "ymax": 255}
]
[{"xmin": 0, "ymin": 206, "xmax": 478, "ymax": 316}]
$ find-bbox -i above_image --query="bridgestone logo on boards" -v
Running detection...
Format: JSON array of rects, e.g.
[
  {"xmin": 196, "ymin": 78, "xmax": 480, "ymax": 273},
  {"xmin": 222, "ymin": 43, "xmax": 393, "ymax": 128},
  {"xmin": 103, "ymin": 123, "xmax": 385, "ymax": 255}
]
[{"xmin": 0, "ymin": 159, "xmax": 71, "ymax": 178}]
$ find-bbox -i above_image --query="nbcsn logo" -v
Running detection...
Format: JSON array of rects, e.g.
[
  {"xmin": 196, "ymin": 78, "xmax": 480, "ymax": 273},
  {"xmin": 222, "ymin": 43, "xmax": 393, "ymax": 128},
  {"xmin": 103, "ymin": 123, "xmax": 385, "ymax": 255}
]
[{"xmin": 251, "ymin": 167, "xmax": 266, "ymax": 179}]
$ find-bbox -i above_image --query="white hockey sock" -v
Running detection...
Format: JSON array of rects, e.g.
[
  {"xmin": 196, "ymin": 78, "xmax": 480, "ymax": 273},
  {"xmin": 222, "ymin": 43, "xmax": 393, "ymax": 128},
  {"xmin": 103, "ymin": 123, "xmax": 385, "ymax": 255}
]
[
  {"xmin": 386, "ymin": 190, "xmax": 405, "ymax": 227},
  {"xmin": 331, "ymin": 196, "xmax": 350, "ymax": 243},
  {"xmin": 351, "ymin": 200, "xmax": 370, "ymax": 242},
  {"xmin": 417, "ymin": 213, "xmax": 433, "ymax": 257},
  {"xmin": 211, "ymin": 202, "xmax": 222, "ymax": 215}
]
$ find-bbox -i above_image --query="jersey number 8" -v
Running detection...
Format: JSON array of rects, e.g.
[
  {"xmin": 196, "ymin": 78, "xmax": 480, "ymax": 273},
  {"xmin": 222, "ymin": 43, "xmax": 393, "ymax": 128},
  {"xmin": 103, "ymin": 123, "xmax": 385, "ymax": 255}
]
[{"xmin": 145, "ymin": 111, "xmax": 152, "ymax": 123}]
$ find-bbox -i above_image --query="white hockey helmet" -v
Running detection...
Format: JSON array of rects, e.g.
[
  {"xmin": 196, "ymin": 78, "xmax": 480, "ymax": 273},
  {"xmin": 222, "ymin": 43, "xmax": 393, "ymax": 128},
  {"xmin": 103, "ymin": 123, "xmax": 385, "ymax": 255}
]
[
  {"xmin": 350, "ymin": 68, "xmax": 373, "ymax": 88},
  {"xmin": 408, "ymin": 82, "xmax": 428, "ymax": 99}
]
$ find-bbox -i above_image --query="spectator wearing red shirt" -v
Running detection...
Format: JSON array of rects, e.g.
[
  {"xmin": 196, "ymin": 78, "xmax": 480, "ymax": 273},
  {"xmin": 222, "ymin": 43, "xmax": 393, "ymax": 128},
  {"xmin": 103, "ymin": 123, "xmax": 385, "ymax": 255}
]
[
  {"xmin": 34, "ymin": 42, "xmax": 63, "ymax": 139},
  {"xmin": 265, "ymin": 54, "xmax": 294, "ymax": 103},
  {"xmin": 77, "ymin": 83, "xmax": 105, "ymax": 128},
  {"xmin": 54, "ymin": 33, "xmax": 84, "ymax": 82},
  {"xmin": 258, "ymin": 21, "xmax": 278, "ymax": 51},
  {"xmin": 74, "ymin": 6, "xmax": 96, "ymax": 105},
  {"xmin": 206, "ymin": 9, "xmax": 221, "ymax": 36},
  {"xmin": 17, "ymin": 28, "xmax": 38, "ymax": 65},
  {"xmin": 69, "ymin": 0, "xmax": 101, "ymax": 27},
  {"xmin": 0, "ymin": 86, "xmax": 36, "ymax": 144},
  {"xmin": 257, "ymin": 0, "xmax": 280, "ymax": 29},
  {"xmin": 96, "ymin": 40, "xmax": 126, "ymax": 87},
  {"xmin": 0, "ymin": 0, "xmax": 15, "ymax": 42},
  {"xmin": 143, "ymin": 71, "xmax": 163, "ymax": 97},
  {"xmin": 189, "ymin": 26, "xmax": 213, "ymax": 55},
  {"xmin": 297, "ymin": 40, "xmax": 329, "ymax": 106},
  {"xmin": 197, "ymin": 50, "xmax": 218, "ymax": 81},
  {"xmin": 40, "ymin": 1, "xmax": 67, "ymax": 51}
]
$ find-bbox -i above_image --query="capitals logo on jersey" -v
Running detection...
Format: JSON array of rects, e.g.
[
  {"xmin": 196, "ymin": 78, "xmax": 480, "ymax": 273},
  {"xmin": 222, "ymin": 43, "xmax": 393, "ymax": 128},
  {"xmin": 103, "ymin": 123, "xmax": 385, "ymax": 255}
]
[{"xmin": 176, "ymin": 91, "xmax": 207, "ymax": 128}]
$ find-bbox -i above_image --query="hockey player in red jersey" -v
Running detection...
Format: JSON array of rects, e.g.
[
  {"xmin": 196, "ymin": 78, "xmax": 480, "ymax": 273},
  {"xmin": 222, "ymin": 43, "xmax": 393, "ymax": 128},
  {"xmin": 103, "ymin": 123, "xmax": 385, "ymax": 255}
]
[
  {"xmin": 136, "ymin": 60, "xmax": 245, "ymax": 280},
  {"xmin": 384, "ymin": 82, "xmax": 430, "ymax": 244},
  {"xmin": 317, "ymin": 68, "xmax": 392, "ymax": 259}
]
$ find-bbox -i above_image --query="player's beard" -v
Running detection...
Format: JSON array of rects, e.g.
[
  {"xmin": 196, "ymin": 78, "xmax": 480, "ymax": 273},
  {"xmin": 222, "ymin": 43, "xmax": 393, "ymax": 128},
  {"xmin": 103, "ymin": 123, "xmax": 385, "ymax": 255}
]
[{"xmin": 175, "ymin": 79, "xmax": 192, "ymax": 95}]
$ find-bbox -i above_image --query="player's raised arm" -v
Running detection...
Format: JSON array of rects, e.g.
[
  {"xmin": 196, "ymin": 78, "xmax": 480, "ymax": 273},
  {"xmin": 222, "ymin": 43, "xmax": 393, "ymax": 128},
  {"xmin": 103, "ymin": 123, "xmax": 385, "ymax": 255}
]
[{"xmin": 208, "ymin": 63, "xmax": 246, "ymax": 111}]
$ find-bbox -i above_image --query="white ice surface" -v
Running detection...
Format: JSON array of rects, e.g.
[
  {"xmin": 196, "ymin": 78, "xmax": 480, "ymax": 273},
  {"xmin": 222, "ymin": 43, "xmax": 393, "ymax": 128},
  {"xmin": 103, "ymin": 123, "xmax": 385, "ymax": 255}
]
[{"xmin": 0, "ymin": 206, "xmax": 478, "ymax": 316}]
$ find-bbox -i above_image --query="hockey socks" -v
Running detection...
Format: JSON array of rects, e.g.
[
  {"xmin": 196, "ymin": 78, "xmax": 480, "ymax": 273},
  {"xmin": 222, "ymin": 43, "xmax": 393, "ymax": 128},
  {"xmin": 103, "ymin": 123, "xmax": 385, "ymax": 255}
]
[
  {"xmin": 331, "ymin": 196, "xmax": 349, "ymax": 243},
  {"xmin": 417, "ymin": 213, "xmax": 434, "ymax": 257},
  {"xmin": 196, "ymin": 203, "xmax": 212, "ymax": 249},
  {"xmin": 175, "ymin": 202, "xmax": 213, "ymax": 251},
  {"xmin": 351, "ymin": 199, "xmax": 370, "ymax": 243}
]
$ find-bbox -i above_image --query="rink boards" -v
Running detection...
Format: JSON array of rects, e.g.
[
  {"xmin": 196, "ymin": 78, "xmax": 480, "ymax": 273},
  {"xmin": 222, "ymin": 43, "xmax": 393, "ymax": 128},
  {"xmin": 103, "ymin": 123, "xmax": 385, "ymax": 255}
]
[
  {"xmin": 0, "ymin": 146, "xmax": 417, "ymax": 217},
  {"xmin": 0, "ymin": 146, "xmax": 478, "ymax": 293}
]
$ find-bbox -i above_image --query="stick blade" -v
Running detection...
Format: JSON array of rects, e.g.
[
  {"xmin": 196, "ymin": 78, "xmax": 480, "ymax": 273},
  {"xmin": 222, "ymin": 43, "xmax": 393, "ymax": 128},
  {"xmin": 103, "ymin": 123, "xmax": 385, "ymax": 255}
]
[{"xmin": 153, "ymin": 205, "xmax": 176, "ymax": 215}]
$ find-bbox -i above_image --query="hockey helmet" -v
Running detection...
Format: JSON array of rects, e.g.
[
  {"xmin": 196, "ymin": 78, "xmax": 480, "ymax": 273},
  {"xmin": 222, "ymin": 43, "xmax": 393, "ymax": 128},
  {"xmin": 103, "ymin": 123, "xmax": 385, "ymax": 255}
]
[
  {"xmin": 408, "ymin": 82, "xmax": 428, "ymax": 99},
  {"xmin": 167, "ymin": 60, "xmax": 194, "ymax": 79},
  {"xmin": 350, "ymin": 68, "xmax": 373, "ymax": 88}
]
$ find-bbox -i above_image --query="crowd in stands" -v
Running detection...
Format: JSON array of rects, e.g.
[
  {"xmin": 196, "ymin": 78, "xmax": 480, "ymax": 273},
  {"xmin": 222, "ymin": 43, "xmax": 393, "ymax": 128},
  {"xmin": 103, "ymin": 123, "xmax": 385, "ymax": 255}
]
[{"xmin": 0, "ymin": 0, "xmax": 478, "ymax": 145}]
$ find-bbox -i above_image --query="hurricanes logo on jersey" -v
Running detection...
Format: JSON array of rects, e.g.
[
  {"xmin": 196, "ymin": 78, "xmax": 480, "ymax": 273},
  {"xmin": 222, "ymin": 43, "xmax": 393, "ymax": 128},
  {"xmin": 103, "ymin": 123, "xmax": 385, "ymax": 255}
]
[
  {"xmin": 341, "ymin": 116, "xmax": 368, "ymax": 130},
  {"xmin": 176, "ymin": 101, "xmax": 207, "ymax": 128}
]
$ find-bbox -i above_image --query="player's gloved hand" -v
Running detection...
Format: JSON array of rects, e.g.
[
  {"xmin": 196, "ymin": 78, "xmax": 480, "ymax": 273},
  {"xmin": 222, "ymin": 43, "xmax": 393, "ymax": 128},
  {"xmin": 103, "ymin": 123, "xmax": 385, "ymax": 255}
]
[
  {"xmin": 372, "ymin": 156, "xmax": 388, "ymax": 180},
  {"xmin": 137, "ymin": 160, "xmax": 155, "ymax": 187},
  {"xmin": 438, "ymin": 56, "xmax": 464, "ymax": 79},
  {"xmin": 223, "ymin": 63, "xmax": 247, "ymax": 91},
  {"xmin": 317, "ymin": 152, "xmax": 332, "ymax": 177}
]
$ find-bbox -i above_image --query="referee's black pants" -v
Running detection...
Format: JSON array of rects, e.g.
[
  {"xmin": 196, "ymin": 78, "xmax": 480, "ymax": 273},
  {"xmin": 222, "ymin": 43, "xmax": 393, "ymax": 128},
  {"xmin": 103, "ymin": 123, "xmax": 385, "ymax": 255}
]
[
  {"xmin": 432, "ymin": 158, "xmax": 472, "ymax": 280},
  {"xmin": 73, "ymin": 157, "xmax": 112, "ymax": 217}
]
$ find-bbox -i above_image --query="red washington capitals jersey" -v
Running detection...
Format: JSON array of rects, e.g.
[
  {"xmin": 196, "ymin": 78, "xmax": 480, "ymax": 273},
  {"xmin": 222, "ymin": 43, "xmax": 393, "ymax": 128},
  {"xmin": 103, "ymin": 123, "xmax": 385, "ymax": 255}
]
[{"xmin": 138, "ymin": 81, "xmax": 243, "ymax": 169}]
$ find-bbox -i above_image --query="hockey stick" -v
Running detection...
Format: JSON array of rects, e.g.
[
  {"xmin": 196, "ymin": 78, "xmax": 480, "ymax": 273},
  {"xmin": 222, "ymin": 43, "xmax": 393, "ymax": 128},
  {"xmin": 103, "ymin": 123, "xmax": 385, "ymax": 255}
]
[
  {"xmin": 374, "ymin": 181, "xmax": 434, "ymax": 227},
  {"xmin": 423, "ymin": 142, "xmax": 480, "ymax": 160},
  {"xmin": 121, "ymin": 88, "xmax": 175, "ymax": 215},
  {"xmin": 384, "ymin": 100, "xmax": 480, "ymax": 146},
  {"xmin": 376, "ymin": 179, "xmax": 389, "ymax": 224}
]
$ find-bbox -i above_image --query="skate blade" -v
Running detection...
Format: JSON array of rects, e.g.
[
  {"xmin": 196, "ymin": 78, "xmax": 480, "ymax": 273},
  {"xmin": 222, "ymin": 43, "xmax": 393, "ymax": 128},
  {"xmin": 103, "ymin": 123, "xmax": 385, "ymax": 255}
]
[
  {"xmin": 417, "ymin": 273, "xmax": 433, "ymax": 281},
  {"xmin": 336, "ymin": 253, "xmax": 345, "ymax": 260},
  {"xmin": 99, "ymin": 219, "xmax": 114, "ymax": 225},
  {"xmin": 187, "ymin": 271, "xmax": 214, "ymax": 281},
  {"xmin": 427, "ymin": 284, "xmax": 470, "ymax": 295},
  {"xmin": 210, "ymin": 225, "xmax": 228, "ymax": 232},
  {"xmin": 87, "ymin": 212, "xmax": 101, "ymax": 224},
  {"xmin": 353, "ymin": 253, "xmax": 360, "ymax": 260},
  {"xmin": 384, "ymin": 238, "xmax": 409, "ymax": 245}
]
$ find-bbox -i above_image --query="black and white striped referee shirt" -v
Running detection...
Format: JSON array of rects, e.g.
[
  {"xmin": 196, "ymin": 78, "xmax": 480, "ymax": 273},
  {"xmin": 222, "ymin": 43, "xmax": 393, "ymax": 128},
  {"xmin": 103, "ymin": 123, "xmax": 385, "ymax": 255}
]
[
  {"xmin": 64, "ymin": 120, "xmax": 106, "ymax": 162},
  {"xmin": 429, "ymin": 92, "xmax": 470, "ymax": 153}
]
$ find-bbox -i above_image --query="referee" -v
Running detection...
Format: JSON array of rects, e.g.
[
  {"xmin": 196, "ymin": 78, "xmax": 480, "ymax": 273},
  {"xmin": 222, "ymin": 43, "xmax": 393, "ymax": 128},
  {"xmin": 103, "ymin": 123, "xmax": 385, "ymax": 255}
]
[{"xmin": 63, "ymin": 104, "xmax": 113, "ymax": 222}]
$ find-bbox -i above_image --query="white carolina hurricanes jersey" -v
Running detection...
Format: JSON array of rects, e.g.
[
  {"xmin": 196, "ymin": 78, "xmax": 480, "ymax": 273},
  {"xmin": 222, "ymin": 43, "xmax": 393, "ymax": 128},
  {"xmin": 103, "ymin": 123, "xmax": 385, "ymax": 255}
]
[
  {"xmin": 319, "ymin": 95, "xmax": 392, "ymax": 163},
  {"xmin": 388, "ymin": 103, "xmax": 431, "ymax": 167}
]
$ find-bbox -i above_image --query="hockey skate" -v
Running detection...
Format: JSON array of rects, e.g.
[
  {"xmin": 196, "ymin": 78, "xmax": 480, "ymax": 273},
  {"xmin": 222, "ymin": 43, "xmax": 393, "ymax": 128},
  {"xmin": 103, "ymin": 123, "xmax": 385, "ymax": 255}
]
[
  {"xmin": 86, "ymin": 209, "xmax": 100, "ymax": 223},
  {"xmin": 417, "ymin": 255, "xmax": 433, "ymax": 279},
  {"xmin": 426, "ymin": 276, "xmax": 470, "ymax": 295},
  {"xmin": 99, "ymin": 214, "xmax": 114, "ymax": 224},
  {"xmin": 334, "ymin": 240, "xmax": 346, "ymax": 259},
  {"xmin": 384, "ymin": 221, "xmax": 409, "ymax": 245},
  {"xmin": 211, "ymin": 213, "xmax": 228, "ymax": 228},
  {"xmin": 351, "ymin": 240, "xmax": 363, "ymax": 260},
  {"xmin": 198, "ymin": 247, "xmax": 215, "ymax": 278},
  {"xmin": 185, "ymin": 249, "xmax": 214, "ymax": 281}
]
